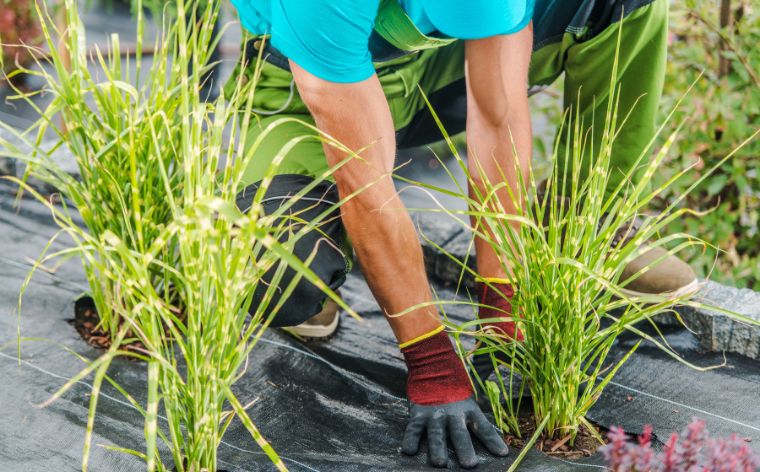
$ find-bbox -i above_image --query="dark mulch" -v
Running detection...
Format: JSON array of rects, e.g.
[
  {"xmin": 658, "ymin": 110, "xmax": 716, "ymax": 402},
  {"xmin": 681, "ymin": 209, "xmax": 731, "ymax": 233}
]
[
  {"xmin": 68, "ymin": 295, "xmax": 146, "ymax": 355},
  {"xmin": 504, "ymin": 414, "xmax": 608, "ymax": 460}
]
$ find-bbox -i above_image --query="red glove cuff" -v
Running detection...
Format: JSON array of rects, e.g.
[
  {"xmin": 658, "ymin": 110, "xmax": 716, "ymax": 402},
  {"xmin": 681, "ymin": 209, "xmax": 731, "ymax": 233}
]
[
  {"xmin": 477, "ymin": 281, "xmax": 524, "ymax": 341},
  {"xmin": 401, "ymin": 330, "xmax": 473, "ymax": 406}
]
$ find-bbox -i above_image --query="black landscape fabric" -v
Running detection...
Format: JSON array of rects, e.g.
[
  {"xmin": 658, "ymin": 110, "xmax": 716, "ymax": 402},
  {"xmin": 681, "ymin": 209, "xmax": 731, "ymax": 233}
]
[{"xmin": 1, "ymin": 182, "xmax": 759, "ymax": 472}]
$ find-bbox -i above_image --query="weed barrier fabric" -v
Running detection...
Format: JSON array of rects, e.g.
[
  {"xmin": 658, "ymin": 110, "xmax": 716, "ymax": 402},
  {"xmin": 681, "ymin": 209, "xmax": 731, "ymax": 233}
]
[{"xmin": 1, "ymin": 184, "xmax": 758, "ymax": 471}]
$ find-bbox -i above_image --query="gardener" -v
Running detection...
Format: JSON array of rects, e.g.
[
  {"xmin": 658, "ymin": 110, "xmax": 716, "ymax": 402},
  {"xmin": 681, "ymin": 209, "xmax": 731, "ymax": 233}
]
[{"xmin": 230, "ymin": 0, "xmax": 697, "ymax": 468}]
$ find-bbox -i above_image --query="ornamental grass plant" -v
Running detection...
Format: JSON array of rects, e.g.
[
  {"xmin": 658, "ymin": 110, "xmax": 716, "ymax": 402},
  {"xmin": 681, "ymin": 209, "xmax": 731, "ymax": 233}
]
[
  {"xmin": 2, "ymin": 0, "xmax": 189, "ymax": 341},
  {"xmin": 400, "ymin": 30, "xmax": 759, "ymax": 470},
  {"xmin": 2, "ymin": 1, "xmax": 356, "ymax": 470}
]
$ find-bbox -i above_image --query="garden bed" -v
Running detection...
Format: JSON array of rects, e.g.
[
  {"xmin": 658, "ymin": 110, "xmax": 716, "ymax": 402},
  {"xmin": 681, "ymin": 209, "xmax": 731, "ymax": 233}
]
[
  {"xmin": 1, "ymin": 1, "xmax": 757, "ymax": 469},
  {"xmin": 2, "ymin": 182, "xmax": 759, "ymax": 471},
  {"xmin": 504, "ymin": 413, "xmax": 606, "ymax": 460}
]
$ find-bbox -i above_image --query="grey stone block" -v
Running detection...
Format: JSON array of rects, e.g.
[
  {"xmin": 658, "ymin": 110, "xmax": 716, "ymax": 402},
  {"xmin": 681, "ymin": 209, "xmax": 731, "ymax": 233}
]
[{"xmin": 677, "ymin": 281, "xmax": 760, "ymax": 360}]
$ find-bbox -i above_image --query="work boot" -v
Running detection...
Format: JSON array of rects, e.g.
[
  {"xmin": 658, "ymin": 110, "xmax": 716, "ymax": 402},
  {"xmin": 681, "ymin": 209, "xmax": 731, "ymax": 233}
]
[
  {"xmin": 612, "ymin": 218, "xmax": 699, "ymax": 298},
  {"xmin": 287, "ymin": 296, "xmax": 341, "ymax": 340}
]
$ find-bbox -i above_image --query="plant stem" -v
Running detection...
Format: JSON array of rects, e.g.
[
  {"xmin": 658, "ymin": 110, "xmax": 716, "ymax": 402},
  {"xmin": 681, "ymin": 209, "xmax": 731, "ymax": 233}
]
[
  {"xmin": 506, "ymin": 415, "xmax": 549, "ymax": 472},
  {"xmin": 718, "ymin": 0, "xmax": 732, "ymax": 77}
]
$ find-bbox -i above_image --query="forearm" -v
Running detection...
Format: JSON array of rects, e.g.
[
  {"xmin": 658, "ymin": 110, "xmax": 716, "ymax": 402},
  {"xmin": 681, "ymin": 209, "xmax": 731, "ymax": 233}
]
[
  {"xmin": 465, "ymin": 28, "xmax": 533, "ymax": 279},
  {"xmin": 290, "ymin": 62, "xmax": 441, "ymax": 344},
  {"xmin": 467, "ymin": 96, "xmax": 532, "ymax": 205},
  {"xmin": 338, "ymin": 173, "xmax": 441, "ymax": 344}
]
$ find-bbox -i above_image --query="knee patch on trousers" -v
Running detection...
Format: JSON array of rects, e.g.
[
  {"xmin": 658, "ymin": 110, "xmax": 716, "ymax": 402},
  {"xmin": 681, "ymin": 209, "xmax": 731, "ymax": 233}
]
[{"xmin": 236, "ymin": 174, "xmax": 351, "ymax": 328}]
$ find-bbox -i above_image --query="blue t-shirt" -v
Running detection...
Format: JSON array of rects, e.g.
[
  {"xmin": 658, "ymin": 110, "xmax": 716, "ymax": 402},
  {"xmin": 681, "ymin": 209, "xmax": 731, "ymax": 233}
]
[{"xmin": 231, "ymin": 0, "xmax": 534, "ymax": 83}]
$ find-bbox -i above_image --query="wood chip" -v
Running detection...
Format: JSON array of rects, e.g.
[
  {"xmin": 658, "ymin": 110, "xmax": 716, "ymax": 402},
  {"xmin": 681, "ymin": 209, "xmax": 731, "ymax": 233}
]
[{"xmin": 549, "ymin": 434, "xmax": 572, "ymax": 452}]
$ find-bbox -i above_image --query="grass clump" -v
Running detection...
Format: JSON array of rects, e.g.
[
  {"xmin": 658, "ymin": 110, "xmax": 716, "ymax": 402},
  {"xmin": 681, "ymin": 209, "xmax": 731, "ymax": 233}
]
[
  {"xmin": 2, "ymin": 0, "xmax": 189, "ymax": 341},
  {"xmin": 2, "ymin": 1, "xmax": 354, "ymax": 470},
  {"xmin": 400, "ymin": 29, "xmax": 759, "ymax": 470}
]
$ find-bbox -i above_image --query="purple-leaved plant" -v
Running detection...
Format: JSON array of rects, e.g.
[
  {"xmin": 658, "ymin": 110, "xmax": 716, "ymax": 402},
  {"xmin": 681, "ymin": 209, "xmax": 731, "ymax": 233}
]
[{"xmin": 601, "ymin": 418, "xmax": 760, "ymax": 472}]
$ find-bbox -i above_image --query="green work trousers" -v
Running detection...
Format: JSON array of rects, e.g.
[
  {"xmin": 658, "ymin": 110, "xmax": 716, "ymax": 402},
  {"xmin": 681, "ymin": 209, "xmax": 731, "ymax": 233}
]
[{"xmin": 234, "ymin": 0, "xmax": 668, "ymax": 194}]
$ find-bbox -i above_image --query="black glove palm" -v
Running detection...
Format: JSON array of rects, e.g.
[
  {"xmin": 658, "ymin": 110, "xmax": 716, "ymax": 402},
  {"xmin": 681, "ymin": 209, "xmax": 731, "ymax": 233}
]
[{"xmin": 402, "ymin": 397, "xmax": 509, "ymax": 469}]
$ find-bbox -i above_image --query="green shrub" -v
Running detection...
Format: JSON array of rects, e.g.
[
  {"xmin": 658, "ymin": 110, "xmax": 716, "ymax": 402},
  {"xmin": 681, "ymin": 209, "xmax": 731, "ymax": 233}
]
[{"xmin": 655, "ymin": 0, "xmax": 760, "ymax": 290}]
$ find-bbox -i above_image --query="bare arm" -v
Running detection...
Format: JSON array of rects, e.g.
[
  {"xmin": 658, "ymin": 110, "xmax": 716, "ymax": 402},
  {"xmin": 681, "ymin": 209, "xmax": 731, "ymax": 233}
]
[
  {"xmin": 465, "ymin": 25, "xmax": 533, "ymax": 279},
  {"xmin": 290, "ymin": 61, "xmax": 441, "ymax": 344}
]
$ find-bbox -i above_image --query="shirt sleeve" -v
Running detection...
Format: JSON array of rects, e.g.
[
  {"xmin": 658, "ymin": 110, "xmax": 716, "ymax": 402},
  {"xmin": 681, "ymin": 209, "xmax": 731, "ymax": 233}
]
[
  {"xmin": 422, "ymin": 0, "xmax": 535, "ymax": 40},
  {"xmin": 270, "ymin": 0, "xmax": 379, "ymax": 83},
  {"xmin": 509, "ymin": 0, "xmax": 535, "ymax": 35}
]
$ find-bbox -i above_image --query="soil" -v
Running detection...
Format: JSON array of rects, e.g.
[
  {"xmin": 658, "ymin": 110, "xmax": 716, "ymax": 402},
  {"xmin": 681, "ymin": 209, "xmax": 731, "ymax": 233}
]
[
  {"xmin": 69, "ymin": 295, "xmax": 146, "ymax": 355},
  {"xmin": 504, "ymin": 414, "xmax": 609, "ymax": 460}
]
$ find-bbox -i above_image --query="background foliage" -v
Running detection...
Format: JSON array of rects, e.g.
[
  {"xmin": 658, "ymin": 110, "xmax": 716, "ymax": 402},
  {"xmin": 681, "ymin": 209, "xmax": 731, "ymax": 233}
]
[
  {"xmin": 529, "ymin": 1, "xmax": 760, "ymax": 290},
  {"xmin": 0, "ymin": 0, "xmax": 43, "ymax": 75},
  {"xmin": 654, "ymin": 0, "xmax": 759, "ymax": 290}
]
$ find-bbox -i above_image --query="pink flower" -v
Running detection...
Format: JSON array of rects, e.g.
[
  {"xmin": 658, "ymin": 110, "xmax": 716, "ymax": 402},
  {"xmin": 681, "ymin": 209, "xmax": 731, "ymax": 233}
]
[
  {"xmin": 0, "ymin": 9, "xmax": 16, "ymax": 24},
  {"xmin": 660, "ymin": 432, "xmax": 685, "ymax": 471},
  {"xmin": 602, "ymin": 419, "xmax": 760, "ymax": 472}
]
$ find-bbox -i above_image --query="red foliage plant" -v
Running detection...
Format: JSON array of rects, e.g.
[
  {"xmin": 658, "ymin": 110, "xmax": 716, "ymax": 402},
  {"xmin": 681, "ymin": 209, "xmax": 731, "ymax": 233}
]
[
  {"xmin": 601, "ymin": 418, "xmax": 760, "ymax": 472},
  {"xmin": 1, "ymin": 0, "xmax": 43, "ymax": 75}
]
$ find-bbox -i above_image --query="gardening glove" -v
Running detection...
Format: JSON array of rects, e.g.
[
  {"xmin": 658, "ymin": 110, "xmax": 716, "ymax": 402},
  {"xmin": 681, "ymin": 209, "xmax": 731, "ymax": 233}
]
[
  {"xmin": 471, "ymin": 278, "xmax": 523, "ymax": 383},
  {"xmin": 401, "ymin": 328, "xmax": 509, "ymax": 468}
]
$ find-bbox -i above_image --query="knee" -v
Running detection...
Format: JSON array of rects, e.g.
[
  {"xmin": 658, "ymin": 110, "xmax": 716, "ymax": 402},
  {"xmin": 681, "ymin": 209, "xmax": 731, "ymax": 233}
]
[
  {"xmin": 621, "ymin": 0, "xmax": 668, "ymax": 29},
  {"xmin": 249, "ymin": 237, "xmax": 349, "ymax": 328},
  {"xmin": 256, "ymin": 277, "xmax": 328, "ymax": 328}
]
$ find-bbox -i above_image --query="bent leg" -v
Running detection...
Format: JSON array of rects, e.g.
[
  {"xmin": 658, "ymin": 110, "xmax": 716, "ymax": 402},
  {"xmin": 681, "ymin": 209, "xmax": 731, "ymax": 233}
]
[
  {"xmin": 236, "ymin": 175, "xmax": 351, "ymax": 327},
  {"xmin": 557, "ymin": 0, "xmax": 668, "ymax": 195},
  {"xmin": 230, "ymin": 44, "xmax": 349, "ymax": 326}
]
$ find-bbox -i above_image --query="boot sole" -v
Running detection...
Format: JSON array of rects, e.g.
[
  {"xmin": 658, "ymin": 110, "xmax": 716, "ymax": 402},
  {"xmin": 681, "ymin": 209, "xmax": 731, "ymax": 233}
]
[
  {"xmin": 287, "ymin": 315, "xmax": 340, "ymax": 339},
  {"xmin": 287, "ymin": 303, "xmax": 341, "ymax": 339},
  {"xmin": 618, "ymin": 278, "xmax": 701, "ymax": 300}
]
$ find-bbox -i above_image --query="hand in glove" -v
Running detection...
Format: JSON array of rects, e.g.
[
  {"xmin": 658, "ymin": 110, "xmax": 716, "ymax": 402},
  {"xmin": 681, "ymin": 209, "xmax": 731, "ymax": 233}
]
[{"xmin": 400, "ymin": 328, "xmax": 509, "ymax": 468}]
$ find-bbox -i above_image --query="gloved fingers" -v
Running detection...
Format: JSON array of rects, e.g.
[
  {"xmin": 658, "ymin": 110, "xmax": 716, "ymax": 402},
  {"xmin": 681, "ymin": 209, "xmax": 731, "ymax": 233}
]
[
  {"xmin": 427, "ymin": 415, "xmax": 449, "ymax": 468},
  {"xmin": 467, "ymin": 408, "xmax": 509, "ymax": 457},
  {"xmin": 447, "ymin": 414, "xmax": 478, "ymax": 469},
  {"xmin": 401, "ymin": 414, "xmax": 427, "ymax": 456}
]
